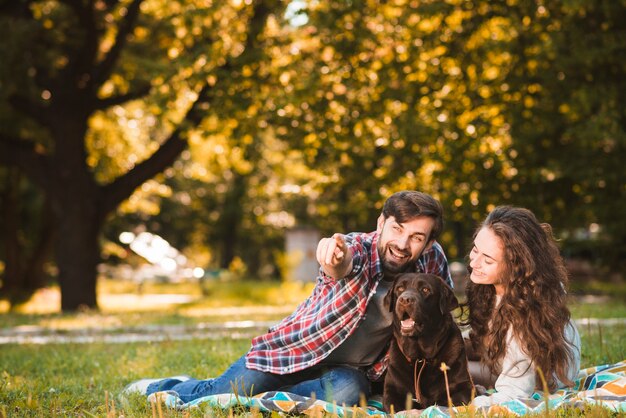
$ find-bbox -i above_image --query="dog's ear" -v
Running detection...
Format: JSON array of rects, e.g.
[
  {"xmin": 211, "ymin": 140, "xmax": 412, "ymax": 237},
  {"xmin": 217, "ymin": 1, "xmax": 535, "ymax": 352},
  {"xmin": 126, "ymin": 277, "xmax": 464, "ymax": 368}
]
[
  {"xmin": 439, "ymin": 281, "xmax": 459, "ymax": 314},
  {"xmin": 383, "ymin": 283, "xmax": 396, "ymax": 313}
]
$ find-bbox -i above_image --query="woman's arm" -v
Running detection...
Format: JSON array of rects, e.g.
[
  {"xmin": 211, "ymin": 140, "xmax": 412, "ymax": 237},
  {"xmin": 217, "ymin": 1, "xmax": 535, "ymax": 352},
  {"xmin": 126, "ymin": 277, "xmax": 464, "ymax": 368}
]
[{"xmin": 472, "ymin": 331, "xmax": 535, "ymax": 407}]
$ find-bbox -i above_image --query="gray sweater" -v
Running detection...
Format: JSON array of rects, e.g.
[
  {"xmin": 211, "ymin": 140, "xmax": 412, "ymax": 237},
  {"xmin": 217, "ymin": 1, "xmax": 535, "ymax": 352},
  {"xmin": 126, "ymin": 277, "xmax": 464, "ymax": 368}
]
[{"xmin": 471, "ymin": 312, "xmax": 581, "ymax": 407}]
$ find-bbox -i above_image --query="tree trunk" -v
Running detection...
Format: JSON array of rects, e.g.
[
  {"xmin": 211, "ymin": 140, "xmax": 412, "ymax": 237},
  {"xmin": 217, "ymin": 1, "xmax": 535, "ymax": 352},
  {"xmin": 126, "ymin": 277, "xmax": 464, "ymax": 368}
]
[
  {"xmin": 1, "ymin": 167, "xmax": 23, "ymax": 295},
  {"xmin": 54, "ymin": 196, "xmax": 102, "ymax": 311},
  {"xmin": 218, "ymin": 173, "xmax": 247, "ymax": 269},
  {"xmin": 48, "ymin": 110, "xmax": 104, "ymax": 311}
]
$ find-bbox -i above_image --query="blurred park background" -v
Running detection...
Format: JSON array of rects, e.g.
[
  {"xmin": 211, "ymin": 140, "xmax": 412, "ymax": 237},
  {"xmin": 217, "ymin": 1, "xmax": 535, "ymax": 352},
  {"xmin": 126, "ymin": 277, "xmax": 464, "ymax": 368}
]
[{"xmin": 1, "ymin": 0, "xmax": 625, "ymax": 313}]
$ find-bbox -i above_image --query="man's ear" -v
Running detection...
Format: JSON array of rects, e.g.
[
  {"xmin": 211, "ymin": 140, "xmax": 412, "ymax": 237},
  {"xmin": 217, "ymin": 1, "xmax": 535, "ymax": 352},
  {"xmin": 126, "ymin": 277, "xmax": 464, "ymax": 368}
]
[
  {"xmin": 376, "ymin": 214, "xmax": 385, "ymax": 234},
  {"xmin": 425, "ymin": 239, "xmax": 434, "ymax": 251}
]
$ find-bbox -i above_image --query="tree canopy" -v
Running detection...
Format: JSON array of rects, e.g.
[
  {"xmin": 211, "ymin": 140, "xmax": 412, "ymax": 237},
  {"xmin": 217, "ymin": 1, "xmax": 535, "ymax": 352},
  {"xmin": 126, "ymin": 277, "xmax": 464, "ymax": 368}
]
[{"xmin": 1, "ymin": 0, "xmax": 624, "ymax": 311}]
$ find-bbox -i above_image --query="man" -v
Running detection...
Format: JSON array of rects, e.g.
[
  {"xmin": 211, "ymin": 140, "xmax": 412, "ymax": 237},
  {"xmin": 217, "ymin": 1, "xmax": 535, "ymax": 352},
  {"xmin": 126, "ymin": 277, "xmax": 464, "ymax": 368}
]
[{"xmin": 125, "ymin": 190, "xmax": 452, "ymax": 405}]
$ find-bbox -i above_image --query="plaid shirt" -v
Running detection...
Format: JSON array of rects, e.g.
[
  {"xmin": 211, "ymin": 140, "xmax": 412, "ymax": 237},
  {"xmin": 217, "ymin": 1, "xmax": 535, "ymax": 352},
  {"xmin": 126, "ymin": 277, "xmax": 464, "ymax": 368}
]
[{"xmin": 245, "ymin": 230, "xmax": 452, "ymax": 380}]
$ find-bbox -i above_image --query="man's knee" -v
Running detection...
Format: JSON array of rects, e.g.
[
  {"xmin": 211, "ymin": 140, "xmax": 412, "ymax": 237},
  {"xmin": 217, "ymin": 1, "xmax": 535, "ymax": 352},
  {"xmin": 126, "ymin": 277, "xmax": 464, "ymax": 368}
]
[{"xmin": 323, "ymin": 368, "xmax": 370, "ymax": 406}]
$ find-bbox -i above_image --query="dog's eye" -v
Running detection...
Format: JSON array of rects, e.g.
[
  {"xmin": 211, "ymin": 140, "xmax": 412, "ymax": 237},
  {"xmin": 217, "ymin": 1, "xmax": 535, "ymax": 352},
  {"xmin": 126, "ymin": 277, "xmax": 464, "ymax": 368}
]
[
  {"xmin": 421, "ymin": 287, "xmax": 430, "ymax": 295},
  {"xmin": 397, "ymin": 286, "xmax": 405, "ymax": 293}
]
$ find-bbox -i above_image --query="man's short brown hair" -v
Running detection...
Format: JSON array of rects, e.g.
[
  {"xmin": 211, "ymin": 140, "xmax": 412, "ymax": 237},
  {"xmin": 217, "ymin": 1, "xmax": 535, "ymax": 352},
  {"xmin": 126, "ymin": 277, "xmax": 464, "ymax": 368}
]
[{"xmin": 382, "ymin": 191, "xmax": 444, "ymax": 241}]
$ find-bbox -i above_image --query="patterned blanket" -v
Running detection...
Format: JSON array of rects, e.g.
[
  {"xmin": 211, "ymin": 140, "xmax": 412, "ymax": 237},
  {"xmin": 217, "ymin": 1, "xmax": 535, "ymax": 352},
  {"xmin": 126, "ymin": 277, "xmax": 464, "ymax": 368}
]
[{"xmin": 149, "ymin": 360, "xmax": 626, "ymax": 416}]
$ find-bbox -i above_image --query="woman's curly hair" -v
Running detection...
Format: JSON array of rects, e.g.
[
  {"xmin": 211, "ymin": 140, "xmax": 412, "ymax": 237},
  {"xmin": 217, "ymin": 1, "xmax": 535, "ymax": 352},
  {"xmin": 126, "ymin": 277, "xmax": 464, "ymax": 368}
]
[{"xmin": 463, "ymin": 206, "xmax": 576, "ymax": 390}]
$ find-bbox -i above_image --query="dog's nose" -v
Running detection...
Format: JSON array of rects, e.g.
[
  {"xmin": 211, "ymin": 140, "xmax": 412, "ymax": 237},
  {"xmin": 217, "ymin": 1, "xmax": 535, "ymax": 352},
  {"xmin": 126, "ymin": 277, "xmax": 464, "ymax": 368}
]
[{"xmin": 398, "ymin": 294, "xmax": 416, "ymax": 306}]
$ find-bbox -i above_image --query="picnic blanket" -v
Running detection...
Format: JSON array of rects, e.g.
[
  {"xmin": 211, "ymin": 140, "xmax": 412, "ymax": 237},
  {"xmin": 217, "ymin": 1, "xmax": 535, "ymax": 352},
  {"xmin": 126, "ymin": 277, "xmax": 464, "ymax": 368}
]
[{"xmin": 148, "ymin": 360, "xmax": 626, "ymax": 416}]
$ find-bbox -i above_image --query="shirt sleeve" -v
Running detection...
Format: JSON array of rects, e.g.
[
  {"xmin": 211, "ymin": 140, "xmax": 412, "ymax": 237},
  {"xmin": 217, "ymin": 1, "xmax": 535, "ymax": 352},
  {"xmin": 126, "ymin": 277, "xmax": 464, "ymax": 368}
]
[
  {"xmin": 420, "ymin": 241, "xmax": 453, "ymax": 288},
  {"xmin": 472, "ymin": 330, "xmax": 536, "ymax": 407},
  {"xmin": 342, "ymin": 232, "xmax": 368, "ymax": 280},
  {"xmin": 561, "ymin": 319, "xmax": 582, "ymax": 386}
]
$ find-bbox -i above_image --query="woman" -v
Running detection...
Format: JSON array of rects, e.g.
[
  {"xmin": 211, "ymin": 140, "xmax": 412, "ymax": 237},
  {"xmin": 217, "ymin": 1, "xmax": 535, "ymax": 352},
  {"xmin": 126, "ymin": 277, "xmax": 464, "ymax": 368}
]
[{"xmin": 462, "ymin": 206, "xmax": 581, "ymax": 407}]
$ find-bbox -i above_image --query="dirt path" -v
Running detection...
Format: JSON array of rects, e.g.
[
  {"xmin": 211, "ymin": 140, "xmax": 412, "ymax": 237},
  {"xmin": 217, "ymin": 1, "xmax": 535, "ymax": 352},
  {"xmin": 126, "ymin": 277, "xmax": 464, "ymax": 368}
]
[
  {"xmin": 1, "ymin": 317, "xmax": 624, "ymax": 345},
  {"xmin": 0, "ymin": 319, "xmax": 278, "ymax": 344}
]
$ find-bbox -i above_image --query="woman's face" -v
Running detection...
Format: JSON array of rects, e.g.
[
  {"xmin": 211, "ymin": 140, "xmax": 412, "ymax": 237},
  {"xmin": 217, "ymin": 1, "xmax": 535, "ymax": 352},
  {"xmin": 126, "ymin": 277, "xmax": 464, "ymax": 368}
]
[{"xmin": 469, "ymin": 226, "xmax": 505, "ymax": 295}]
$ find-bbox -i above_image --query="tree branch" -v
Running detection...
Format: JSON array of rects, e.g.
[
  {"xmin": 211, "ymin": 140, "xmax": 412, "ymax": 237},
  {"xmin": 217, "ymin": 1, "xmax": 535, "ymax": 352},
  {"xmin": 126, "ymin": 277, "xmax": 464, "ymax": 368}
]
[
  {"xmin": 93, "ymin": 84, "xmax": 152, "ymax": 110},
  {"xmin": 100, "ymin": 0, "xmax": 279, "ymax": 214},
  {"xmin": 54, "ymin": 0, "xmax": 100, "ymax": 96},
  {"xmin": 92, "ymin": 0, "xmax": 144, "ymax": 87},
  {"xmin": 100, "ymin": 83, "xmax": 214, "ymax": 213},
  {"xmin": 242, "ymin": 0, "xmax": 275, "ymax": 54}
]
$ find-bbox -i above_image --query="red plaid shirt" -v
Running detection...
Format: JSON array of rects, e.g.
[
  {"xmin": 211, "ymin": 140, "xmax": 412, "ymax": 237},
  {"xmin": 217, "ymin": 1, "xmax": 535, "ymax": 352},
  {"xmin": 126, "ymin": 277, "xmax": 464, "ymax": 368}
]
[{"xmin": 245, "ymin": 230, "xmax": 452, "ymax": 380}]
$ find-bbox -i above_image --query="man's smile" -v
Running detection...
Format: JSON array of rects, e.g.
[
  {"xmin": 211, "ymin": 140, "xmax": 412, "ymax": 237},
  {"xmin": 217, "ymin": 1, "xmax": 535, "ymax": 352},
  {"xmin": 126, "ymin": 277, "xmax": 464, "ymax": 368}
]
[{"xmin": 387, "ymin": 245, "xmax": 410, "ymax": 262}]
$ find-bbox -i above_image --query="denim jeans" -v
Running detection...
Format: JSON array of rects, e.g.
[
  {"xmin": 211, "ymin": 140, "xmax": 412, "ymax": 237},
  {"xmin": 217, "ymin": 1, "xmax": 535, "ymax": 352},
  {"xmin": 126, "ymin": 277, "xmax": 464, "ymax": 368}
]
[{"xmin": 146, "ymin": 354, "xmax": 370, "ymax": 405}]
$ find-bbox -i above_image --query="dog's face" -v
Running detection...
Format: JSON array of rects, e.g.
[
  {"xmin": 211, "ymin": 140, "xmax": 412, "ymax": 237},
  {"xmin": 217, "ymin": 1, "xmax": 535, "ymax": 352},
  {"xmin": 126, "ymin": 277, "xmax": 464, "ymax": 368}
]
[{"xmin": 384, "ymin": 273, "xmax": 458, "ymax": 337}]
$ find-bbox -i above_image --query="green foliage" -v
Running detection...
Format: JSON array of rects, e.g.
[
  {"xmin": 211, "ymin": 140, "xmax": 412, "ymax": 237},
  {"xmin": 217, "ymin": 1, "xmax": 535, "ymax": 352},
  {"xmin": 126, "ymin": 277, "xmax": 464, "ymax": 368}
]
[{"xmin": 1, "ymin": 0, "xmax": 625, "ymax": 310}]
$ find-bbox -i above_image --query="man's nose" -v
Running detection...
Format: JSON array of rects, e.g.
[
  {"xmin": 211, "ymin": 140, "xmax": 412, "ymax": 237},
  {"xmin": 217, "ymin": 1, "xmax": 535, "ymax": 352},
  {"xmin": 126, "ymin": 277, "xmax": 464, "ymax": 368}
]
[{"xmin": 396, "ymin": 235, "xmax": 410, "ymax": 249}]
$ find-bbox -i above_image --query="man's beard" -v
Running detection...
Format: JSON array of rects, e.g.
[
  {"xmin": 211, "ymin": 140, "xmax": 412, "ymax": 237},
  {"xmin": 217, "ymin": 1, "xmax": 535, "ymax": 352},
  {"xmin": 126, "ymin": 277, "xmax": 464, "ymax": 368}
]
[{"xmin": 377, "ymin": 241, "xmax": 417, "ymax": 275}]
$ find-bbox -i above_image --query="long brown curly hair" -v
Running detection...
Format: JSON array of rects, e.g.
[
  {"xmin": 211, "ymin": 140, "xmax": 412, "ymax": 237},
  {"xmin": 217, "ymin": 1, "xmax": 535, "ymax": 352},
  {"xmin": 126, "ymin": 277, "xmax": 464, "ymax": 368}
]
[{"xmin": 463, "ymin": 206, "xmax": 576, "ymax": 390}]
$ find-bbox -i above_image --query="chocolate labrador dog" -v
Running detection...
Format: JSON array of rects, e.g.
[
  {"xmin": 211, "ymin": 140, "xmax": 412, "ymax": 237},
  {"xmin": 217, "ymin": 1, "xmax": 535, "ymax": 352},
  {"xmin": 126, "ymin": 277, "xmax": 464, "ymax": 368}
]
[{"xmin": 383, "ymin": 273, "xmax": 473, "ymax": 412}]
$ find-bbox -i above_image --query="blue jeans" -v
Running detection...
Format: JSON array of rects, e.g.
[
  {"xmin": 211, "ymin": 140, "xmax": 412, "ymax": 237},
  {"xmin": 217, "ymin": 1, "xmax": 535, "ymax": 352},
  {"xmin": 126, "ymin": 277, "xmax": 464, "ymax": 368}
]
[{"xmin": 146, "ymin": 354, "xmax": 370, "ymax": 405}]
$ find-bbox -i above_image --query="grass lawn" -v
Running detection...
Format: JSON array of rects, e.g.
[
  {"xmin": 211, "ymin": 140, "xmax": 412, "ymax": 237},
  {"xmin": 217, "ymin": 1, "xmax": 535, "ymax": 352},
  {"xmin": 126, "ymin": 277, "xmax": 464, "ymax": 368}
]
[{"xmin": 0, "ymin": 279, "xmax": 625, "ymax": 417}]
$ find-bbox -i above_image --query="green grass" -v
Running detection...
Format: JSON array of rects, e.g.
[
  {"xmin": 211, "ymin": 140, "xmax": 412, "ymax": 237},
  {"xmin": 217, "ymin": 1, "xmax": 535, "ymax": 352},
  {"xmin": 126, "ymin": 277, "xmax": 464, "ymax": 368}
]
[
  {"xmin": 570, "ymin": 280, "xmax": 626, "ymax": 300},
  {"xmin": 0, "ymin": 327, "xmax": 623, "ymax": 417},
  {"xmin": 579, "ymin": 324, "xmax": 625, "ymax": 366},
  {"xmin": 570, "ymin": 298, "xmax": 626, "ymax": 319},
  {"xmin": 0, "ymin": 339, "xmax": 251, "ymax": 417},
  {"xmin": 0, "ymin": 279, "xmax": 625, "ymax": 417}
]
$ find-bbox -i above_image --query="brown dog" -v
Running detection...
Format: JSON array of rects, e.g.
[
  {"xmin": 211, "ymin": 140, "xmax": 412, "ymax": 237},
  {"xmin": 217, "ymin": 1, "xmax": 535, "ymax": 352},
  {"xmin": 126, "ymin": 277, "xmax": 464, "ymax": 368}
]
[{"xmin": 383, "ymin": 273, "xmax": 473, "ymax": 412}]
